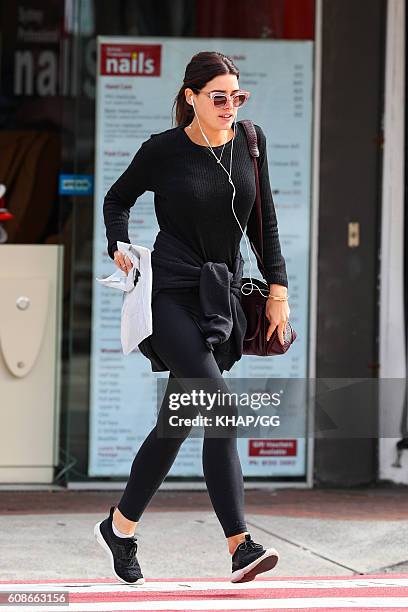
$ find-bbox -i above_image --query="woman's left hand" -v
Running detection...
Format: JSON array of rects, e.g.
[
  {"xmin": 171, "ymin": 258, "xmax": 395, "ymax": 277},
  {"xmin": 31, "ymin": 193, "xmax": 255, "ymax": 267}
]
[{"xmin": 265, "ymin": 297, "xmax": 290, "ymax": 345}]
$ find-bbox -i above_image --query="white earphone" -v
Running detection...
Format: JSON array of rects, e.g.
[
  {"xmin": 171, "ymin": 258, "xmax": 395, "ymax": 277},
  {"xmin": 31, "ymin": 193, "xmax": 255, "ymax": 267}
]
[{"xmin": 187, "ymin": 93, "xmax": 266, "ymax": 298}]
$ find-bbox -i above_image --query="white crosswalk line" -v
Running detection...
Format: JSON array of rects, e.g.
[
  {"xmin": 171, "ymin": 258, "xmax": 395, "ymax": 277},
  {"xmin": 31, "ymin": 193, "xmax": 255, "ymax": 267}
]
[{"xmin": 1, "ymin": 577, "xmax": 408, "ymax": 592}]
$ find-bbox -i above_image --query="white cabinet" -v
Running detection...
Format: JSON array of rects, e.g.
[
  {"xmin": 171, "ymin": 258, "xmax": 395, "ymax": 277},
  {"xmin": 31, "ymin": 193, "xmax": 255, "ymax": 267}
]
[{"xmin": 0, "ymin": 245, "xmax": 63, "ymax": 483}]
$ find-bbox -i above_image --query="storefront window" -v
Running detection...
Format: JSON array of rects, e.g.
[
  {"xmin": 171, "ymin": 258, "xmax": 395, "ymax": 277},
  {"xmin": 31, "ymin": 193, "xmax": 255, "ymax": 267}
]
[{"xmin": 0, "ymin": 0, "xmax": 315, "ymax": 484}]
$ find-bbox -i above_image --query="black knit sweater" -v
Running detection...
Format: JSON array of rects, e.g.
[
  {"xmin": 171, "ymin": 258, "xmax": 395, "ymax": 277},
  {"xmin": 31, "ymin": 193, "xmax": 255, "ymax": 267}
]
[{"xmin": 103, "ymin": 122, "xmax": 288, "ymax": 288}]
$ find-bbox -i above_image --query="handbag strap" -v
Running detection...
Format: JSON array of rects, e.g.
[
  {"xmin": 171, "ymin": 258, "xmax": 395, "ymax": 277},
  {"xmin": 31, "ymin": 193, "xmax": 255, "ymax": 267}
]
[{"xmin": 237, "ymin": 119, "xmax": 266, "ymax": 280}]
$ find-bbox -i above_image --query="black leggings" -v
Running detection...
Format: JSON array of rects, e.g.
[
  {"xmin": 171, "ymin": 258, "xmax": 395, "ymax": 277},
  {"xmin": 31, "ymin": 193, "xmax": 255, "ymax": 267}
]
[{"xmin": 117, "ymin": 287, "xmax": 248, "ymax": 538}]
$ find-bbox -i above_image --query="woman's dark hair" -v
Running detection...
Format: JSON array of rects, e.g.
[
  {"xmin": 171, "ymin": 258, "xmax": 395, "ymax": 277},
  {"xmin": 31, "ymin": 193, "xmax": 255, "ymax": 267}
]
[{"xmin": 172, "ymin": 51, "xmax": 240, "ymax": 127}]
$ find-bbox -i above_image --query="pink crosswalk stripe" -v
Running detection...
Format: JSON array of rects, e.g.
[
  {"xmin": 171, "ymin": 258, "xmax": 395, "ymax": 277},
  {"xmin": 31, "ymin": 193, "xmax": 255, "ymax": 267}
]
[{"xmin": 0, "ymin": 574, "xmax": 408, "ymax": 611}]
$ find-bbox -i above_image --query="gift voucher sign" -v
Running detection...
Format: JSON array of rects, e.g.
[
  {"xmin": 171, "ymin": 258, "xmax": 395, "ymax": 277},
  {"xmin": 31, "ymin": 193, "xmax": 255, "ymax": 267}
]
[{"xmin": 89, "ymin": 37, "xmax": 314, "ymax": 478}]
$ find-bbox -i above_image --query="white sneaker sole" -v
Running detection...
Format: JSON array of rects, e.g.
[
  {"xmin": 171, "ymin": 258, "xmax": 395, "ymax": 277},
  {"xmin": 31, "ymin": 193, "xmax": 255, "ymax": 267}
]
[
  {"xmin": 93, "ymin": 520, "xmax": 145, "ymax": 586},
  {"xmin": 230, "ymin": 547, "xmax": 279, "ymax": 583}
]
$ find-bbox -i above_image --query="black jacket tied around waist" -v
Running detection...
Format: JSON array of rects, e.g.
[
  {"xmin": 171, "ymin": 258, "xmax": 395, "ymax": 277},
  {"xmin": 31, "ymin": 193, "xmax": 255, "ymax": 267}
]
[{"xmin": 137, "ymin": 229, "xmax": 248, "ymax": 372}]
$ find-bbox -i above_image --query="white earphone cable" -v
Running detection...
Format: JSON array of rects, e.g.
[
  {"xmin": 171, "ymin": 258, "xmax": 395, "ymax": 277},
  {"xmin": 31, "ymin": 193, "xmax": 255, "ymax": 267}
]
[{"xmin": 190, "ymin": 97, "xmax": 269, "ymax": 298}]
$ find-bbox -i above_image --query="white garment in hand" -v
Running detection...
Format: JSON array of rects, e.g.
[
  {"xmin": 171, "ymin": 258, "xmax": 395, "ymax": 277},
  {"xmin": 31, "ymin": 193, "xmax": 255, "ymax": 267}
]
[{"xmin": 96, "ymin": 241, "xmax": 152, "ymax": 355}]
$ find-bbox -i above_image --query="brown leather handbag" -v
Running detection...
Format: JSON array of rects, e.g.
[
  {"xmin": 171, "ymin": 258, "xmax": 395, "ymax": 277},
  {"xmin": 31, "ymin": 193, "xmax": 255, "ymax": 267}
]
[{"xmin": 238, "ymin": 119, "xmax": 297, "ymax": 356}]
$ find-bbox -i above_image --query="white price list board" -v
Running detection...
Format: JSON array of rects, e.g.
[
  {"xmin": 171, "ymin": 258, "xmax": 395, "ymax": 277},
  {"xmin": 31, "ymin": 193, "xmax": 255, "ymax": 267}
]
[{"xmin": 89, "ymin": 37, "xmax": 314, "ymax": 478}]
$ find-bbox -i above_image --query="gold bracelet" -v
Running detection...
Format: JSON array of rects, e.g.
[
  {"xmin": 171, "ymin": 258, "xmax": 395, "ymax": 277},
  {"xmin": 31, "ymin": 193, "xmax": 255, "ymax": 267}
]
[{"xmin": 267, "ymin": 294, "xmax": 288, "ymax": 301}]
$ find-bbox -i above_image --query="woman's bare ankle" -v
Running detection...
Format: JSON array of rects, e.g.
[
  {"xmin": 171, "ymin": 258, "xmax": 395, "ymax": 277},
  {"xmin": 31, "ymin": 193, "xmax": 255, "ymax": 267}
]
[
  {"xmin": 227, "ymin": 531, "xmax": 249, "ymax": 555},
  {"xmin": 113, "ymin": 507, "xmax": 139, "ymax": 535}
]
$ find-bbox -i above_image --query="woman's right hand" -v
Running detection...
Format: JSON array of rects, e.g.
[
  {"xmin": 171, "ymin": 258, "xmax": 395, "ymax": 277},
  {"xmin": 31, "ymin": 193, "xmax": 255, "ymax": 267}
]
[{"xmin": 113, "ymin": 250, "xmax": 133, "ymax": 275}]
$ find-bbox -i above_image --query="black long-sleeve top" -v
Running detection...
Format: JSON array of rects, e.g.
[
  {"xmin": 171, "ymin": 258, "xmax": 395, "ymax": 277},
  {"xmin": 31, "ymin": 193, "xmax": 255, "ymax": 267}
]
[{"xmin": 103, "ymin": 122, "xmax": 288, "ymax": 288}]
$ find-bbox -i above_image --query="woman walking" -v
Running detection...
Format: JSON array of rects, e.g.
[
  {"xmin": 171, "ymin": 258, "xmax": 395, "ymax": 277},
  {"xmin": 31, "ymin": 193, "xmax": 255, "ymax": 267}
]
[{"xmin": 94, "ymin": 51, "xmax": 290, "ymax": 585}]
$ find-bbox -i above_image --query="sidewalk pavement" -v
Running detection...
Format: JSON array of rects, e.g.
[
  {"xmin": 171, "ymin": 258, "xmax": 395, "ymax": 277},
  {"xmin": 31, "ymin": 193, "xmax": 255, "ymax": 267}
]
[{"xmin": 0, "ymin": 485, "xmax": 407, "ymax": 581}]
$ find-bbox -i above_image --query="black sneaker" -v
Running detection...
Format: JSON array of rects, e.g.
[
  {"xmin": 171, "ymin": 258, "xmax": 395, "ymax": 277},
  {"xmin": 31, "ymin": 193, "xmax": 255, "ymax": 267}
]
[
  {"xmin": 231, "ymin": 533, "xmax": 279, "ymax": 583},
  {"xmin": 93, "ymin": 505, "xmax": 145, "ymax": 585}
]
